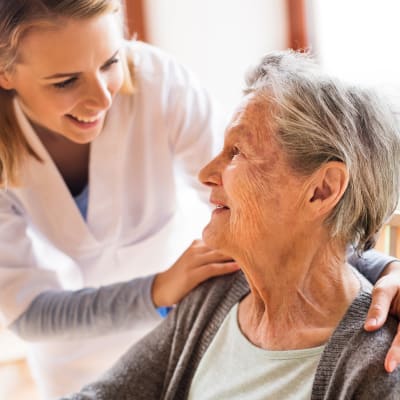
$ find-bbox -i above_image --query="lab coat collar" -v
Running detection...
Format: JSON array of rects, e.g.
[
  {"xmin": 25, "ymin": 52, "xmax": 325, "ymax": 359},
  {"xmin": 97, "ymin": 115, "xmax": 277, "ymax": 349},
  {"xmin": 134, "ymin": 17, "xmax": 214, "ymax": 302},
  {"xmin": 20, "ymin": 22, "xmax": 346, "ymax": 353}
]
[{"xmin": 12, "ymin": 98, "xmax": 100, "ymax": 254}]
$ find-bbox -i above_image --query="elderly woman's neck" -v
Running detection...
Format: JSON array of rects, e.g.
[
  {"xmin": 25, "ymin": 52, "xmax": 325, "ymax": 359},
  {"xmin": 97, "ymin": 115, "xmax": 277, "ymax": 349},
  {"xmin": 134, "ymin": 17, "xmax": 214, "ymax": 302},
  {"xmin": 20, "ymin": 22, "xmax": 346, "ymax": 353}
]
[{"xmin": 237, "ymin": 241, "xmax": 360, "ymax": 350}]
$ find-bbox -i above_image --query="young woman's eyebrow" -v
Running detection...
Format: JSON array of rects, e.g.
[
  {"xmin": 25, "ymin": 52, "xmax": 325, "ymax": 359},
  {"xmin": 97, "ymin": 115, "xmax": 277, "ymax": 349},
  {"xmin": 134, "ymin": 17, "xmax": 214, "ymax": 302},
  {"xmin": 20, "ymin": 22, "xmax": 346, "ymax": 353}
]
[{"xmin": 41, "ymin": 49, "xmax": 120, "ymax": 80}]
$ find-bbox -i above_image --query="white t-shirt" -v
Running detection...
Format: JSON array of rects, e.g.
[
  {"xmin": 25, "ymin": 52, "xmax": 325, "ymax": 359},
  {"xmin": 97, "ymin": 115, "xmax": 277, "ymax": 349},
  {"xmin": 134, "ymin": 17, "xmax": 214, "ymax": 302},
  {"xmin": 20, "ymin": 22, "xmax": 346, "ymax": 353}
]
[{"xmin": 189, "ymin": 303, "xmax": 325, "ymax": 400}]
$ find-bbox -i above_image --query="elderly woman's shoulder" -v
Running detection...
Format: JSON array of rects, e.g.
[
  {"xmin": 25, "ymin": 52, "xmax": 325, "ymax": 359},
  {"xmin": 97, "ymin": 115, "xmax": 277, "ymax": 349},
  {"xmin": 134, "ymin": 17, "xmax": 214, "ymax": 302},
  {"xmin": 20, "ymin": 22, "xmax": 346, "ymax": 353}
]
[
  {"xmin": 340, "ymin": 289, "xmax": 398, "ymax": 367},
  {"xmin": 177, "ymin": 270, "xmax": 249, "ymax": 317},
  {"xmin": 316, "ymin": 289, "xmax": 400, "ymax": 398},
  {"xmin": 191, "ymin": 269, "xmax": 247, "ymax": 299},
  {"xmin": 343, "ymin": 315, "xmax": 400, "ymax": 398}
]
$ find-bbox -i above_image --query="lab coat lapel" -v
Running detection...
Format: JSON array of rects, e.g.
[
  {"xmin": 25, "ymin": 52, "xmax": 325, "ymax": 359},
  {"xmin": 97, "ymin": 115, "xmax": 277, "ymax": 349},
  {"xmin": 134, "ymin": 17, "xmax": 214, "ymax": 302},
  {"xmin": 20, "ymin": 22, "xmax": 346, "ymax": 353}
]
[
  {"xmin": 13, "ymin": 99, "xmax": 98, "ymax": 255},
  {"xmin": 87, "ymin": 94, "xmax": 125, "ymax": 243}
]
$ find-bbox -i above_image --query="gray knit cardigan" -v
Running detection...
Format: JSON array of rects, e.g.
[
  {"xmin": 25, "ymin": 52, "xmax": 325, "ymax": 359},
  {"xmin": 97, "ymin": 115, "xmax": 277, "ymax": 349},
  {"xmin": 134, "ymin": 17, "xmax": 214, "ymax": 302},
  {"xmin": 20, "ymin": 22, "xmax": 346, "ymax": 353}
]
[{"xmin": 62, "ymin": 271, "xmax": 400, "ymax": 400}]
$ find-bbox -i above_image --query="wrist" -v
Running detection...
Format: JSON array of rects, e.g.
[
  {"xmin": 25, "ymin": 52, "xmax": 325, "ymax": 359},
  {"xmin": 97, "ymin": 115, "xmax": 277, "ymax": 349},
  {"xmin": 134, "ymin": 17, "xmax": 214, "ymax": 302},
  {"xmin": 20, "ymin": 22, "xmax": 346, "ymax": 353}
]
[
  {"xmin": 380, "ymin": 260, "xmax": 400, "ymax": 279},
  {"xmin": 151, "ymin": 271, "xmax": 170, "ymax": 307}
]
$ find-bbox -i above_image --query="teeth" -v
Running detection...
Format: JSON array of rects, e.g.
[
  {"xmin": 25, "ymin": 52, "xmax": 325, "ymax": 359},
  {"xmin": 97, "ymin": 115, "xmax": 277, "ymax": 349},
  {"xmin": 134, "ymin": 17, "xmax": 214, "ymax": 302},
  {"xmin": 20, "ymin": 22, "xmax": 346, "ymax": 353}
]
[
  {"xmin": 216, "ymin": 204, "xmax": 225, "ymax": 208},
  {"xmin": 71, "ymin": 114, "xmax": 100, "ymax": 123}
]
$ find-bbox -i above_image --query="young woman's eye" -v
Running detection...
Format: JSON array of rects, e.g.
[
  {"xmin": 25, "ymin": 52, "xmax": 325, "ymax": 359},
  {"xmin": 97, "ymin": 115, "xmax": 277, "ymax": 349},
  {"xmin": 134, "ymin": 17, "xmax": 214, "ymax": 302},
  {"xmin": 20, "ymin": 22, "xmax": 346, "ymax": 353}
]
[
  {"xmin": 102, "ymin": 58, "xmax": 120, "ymax": 71},
  {"xmin": 53, "ymin": 77, "xmax": 77, "ymax": 89}
]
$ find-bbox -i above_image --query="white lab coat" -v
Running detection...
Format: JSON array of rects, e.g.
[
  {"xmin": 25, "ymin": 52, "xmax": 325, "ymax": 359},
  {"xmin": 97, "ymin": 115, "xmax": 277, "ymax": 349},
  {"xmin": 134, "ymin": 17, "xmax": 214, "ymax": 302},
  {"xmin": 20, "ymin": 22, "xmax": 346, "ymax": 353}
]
[{"xmin": 0, "ymin": 41, "xmax": 222, "ymax": 398}]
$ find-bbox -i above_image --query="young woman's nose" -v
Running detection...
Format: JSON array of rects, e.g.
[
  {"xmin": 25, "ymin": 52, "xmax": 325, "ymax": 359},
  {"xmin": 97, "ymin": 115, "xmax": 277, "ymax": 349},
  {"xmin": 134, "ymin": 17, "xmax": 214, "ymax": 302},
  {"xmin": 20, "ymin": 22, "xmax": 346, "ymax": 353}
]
[{"xmin": 85, "ymin": 76, "xmax": 112, "ymax": 110}]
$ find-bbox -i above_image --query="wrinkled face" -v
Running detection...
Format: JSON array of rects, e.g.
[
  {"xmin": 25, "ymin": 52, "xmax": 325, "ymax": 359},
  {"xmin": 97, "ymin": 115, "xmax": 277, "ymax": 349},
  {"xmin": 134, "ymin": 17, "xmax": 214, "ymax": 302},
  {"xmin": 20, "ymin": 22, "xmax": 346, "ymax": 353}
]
[
  {"xmin": 1, "ymin": 13, "xmax": 124, "ymax": 143},
  {"xmin": 199, "ymin": 94, "xmax": 307, "ymax": 258}
]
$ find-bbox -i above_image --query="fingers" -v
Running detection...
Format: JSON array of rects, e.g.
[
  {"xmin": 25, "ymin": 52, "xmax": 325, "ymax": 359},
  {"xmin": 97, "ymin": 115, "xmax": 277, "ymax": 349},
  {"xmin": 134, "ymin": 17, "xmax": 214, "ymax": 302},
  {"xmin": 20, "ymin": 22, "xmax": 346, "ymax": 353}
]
[
  {"xmin": 365, "ymin": 282, "xmax": 396, "ymax": 331},
  {"xmin": 366, "ymin": 264, "xmax": 400, "ymax": 372},
  {"xmin": 385, "ymin": 324, "xmax": 400, "ymax": 373},
  {"xmin": 197, "ymin": 249, "xmax": 233, "ymax": 265},
  {"xmin": 183, "ymin": 239, "xmax": 233, "ymax": 266},
  {"xmin": 192, "ymin": 261, "xmax": 240, "ymax": 282}
]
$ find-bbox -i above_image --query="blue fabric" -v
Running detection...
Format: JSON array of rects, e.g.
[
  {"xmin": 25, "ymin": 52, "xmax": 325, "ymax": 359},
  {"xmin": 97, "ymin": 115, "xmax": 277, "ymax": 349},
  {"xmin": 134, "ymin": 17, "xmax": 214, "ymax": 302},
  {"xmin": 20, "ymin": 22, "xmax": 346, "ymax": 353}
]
[
  {"xmin": 156, "ymin": 306, "xmax": 173, "ymax": 318},
  {"xmin": 74, "ymin": 185, "xmax": 89, "ymax": 220}
]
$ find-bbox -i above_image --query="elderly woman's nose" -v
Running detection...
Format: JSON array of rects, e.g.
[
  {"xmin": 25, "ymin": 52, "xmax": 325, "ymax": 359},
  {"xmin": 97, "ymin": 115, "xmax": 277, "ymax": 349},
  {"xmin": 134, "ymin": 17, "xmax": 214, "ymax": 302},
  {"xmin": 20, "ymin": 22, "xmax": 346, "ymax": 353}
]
[{"xmin": 198, "ymin": 157, "xmax": 221, "ymax": 186}]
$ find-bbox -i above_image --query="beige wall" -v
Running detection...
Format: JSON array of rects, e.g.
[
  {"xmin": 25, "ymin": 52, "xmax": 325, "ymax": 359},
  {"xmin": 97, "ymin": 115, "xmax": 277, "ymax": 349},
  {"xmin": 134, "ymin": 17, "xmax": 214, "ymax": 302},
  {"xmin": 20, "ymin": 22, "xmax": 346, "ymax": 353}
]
[
  {"xmin": 145, "ymin": 0, "xmax": 288, "ymax": 114},
  {"xmin": 311, "ymin": 0, "xmax": 400, "ymax": 88}
]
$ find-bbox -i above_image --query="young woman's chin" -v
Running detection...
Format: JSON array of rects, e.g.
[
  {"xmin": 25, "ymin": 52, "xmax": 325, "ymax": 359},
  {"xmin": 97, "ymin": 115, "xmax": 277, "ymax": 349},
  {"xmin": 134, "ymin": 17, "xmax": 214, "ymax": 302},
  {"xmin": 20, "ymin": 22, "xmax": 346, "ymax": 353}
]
[{"xmin": 61, "ymin": 116, "xmax": 105, "ymax": 143}]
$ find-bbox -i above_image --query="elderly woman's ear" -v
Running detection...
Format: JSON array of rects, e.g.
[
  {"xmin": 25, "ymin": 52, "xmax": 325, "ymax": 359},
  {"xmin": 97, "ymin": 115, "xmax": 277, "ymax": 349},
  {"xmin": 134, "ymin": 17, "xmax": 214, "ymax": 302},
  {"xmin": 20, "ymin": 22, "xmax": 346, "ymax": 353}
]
[{"xmin": 308, "ymin": 161, "xmax": 349, "ymax": 217}]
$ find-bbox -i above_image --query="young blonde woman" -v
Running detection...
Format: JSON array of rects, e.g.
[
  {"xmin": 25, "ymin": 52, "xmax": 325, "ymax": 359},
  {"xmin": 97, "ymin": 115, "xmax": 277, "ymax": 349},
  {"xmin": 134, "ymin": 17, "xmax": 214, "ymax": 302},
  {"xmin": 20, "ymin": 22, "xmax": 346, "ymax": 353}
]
[{"xmin": 0, "ymin": 1, "xmax": 400, "ymax": 398}]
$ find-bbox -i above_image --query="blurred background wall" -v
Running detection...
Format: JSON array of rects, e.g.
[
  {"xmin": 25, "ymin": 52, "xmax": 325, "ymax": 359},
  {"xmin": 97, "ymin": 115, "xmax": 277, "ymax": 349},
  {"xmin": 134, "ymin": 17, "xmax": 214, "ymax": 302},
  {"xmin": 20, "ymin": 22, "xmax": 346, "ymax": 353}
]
[
  {"xmin": 126, "ymin": 0, "xmax": 400, "ymax": 111},
  {"xmin": 127, "ymin": 0, "xmax": 289, "ymax": 114},
  {"xmin": 144, "ymin": 0, "xmax": 288, "ymax": 114}
]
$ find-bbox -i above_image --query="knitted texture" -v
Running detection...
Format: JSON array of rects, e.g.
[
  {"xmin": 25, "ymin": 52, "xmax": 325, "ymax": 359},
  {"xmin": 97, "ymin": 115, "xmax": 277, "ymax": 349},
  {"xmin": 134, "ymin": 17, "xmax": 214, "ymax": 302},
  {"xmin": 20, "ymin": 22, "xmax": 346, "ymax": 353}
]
[{"xmin": 63, "ymin": 271, "xmax": 400, "ymax": 399}]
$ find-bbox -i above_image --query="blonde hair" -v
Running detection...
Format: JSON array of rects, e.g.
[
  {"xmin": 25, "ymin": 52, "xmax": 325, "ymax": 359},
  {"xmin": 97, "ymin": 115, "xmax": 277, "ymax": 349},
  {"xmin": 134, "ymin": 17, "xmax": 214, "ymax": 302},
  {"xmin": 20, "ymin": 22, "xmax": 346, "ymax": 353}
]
[{"xmin": 0, "ymin": 0, "xmax": 135, "ymax": 187}]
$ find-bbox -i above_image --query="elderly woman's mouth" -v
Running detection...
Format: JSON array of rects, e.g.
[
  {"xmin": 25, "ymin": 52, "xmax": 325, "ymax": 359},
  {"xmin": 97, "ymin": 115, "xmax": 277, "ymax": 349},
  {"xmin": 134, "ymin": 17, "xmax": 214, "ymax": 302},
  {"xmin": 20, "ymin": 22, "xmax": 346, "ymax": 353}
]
[
  {"xmin": 213, "ymin": 202, "xmax": 230, "ymax": 214},
  {"xmin": 210, "ymin": 196, "xmax": 229, "ymax": 208}
]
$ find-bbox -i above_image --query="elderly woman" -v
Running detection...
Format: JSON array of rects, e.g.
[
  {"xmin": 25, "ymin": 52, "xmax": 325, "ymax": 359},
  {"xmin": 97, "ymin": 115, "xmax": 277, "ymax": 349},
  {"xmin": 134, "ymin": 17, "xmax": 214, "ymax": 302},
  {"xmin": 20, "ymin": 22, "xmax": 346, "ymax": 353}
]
[{"xmin": 63, "ymin": 51, "xmax": 400, "ymax": 399}]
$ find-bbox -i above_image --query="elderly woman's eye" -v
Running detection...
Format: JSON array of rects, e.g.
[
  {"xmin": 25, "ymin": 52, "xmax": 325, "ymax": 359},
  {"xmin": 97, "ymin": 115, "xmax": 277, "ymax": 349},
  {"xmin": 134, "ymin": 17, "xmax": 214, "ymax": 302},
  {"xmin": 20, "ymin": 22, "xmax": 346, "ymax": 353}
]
[{"xmin": 231, "ymin": 146, "xmax": 241, "ymax": 159}]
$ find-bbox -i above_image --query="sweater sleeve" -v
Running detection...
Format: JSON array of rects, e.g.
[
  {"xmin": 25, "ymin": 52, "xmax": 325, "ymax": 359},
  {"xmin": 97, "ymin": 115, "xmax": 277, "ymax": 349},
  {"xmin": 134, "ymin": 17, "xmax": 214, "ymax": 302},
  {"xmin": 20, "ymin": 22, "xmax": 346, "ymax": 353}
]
[
  {"xmin": 347, "ymin": 247, "xmax": 397, "ymax": 284},
  {"xmin": 10, "ymin": 275, "xmax": 162, "ymax": 341},
  {"xmin": 60, "ymin": 273, "xmax": 247, "ymax": 400},
  {"xmin": 60, "ymin": 306, "xmax": 177, "ymax": 400},
  {"xmin": 313, "ymin": 290, "xmax": 400, "ymax": 399}
]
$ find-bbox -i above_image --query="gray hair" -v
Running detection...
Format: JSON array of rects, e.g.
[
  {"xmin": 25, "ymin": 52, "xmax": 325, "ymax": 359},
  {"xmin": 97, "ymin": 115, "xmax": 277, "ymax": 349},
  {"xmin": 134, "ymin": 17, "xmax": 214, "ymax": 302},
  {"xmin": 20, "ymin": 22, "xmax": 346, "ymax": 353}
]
[{"xmin": 245, "ymin": 50, "xmax": 400, "ymax": 252}]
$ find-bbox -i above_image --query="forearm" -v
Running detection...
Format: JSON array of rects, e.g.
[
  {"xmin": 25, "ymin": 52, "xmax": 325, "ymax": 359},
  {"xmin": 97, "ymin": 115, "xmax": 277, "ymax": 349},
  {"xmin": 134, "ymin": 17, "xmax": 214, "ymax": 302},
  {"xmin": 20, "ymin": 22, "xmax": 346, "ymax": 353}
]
[
  {"xmin": 348, "ymin": 247, "xmax": 397, "ymax": 284},
  {"xmin": 60, "ymin": 309, "xmax": 176, "ymax": 400},
  {"xmin": 10, "ymin": 275, "xmax": 161, "ymax": 341}
]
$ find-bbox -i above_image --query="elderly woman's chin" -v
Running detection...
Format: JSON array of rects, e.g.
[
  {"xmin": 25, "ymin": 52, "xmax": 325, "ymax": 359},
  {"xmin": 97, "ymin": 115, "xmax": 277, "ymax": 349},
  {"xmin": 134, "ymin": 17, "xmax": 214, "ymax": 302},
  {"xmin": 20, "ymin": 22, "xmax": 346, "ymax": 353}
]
[{"xmin": 202, "ymin": 219, "xmax": 229, "ymax": 254}]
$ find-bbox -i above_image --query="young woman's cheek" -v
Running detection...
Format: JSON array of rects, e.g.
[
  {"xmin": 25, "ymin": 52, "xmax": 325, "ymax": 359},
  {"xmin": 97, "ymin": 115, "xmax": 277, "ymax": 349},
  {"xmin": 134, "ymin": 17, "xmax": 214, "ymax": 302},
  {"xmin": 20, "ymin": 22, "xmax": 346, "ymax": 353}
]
[
  {"xmin": 52, "ymin": 92, "xmax": 81, "ymax": 113},
  {"xmin": 108, "ymin": 65, "xmax": 124, "ymax": 95}
]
